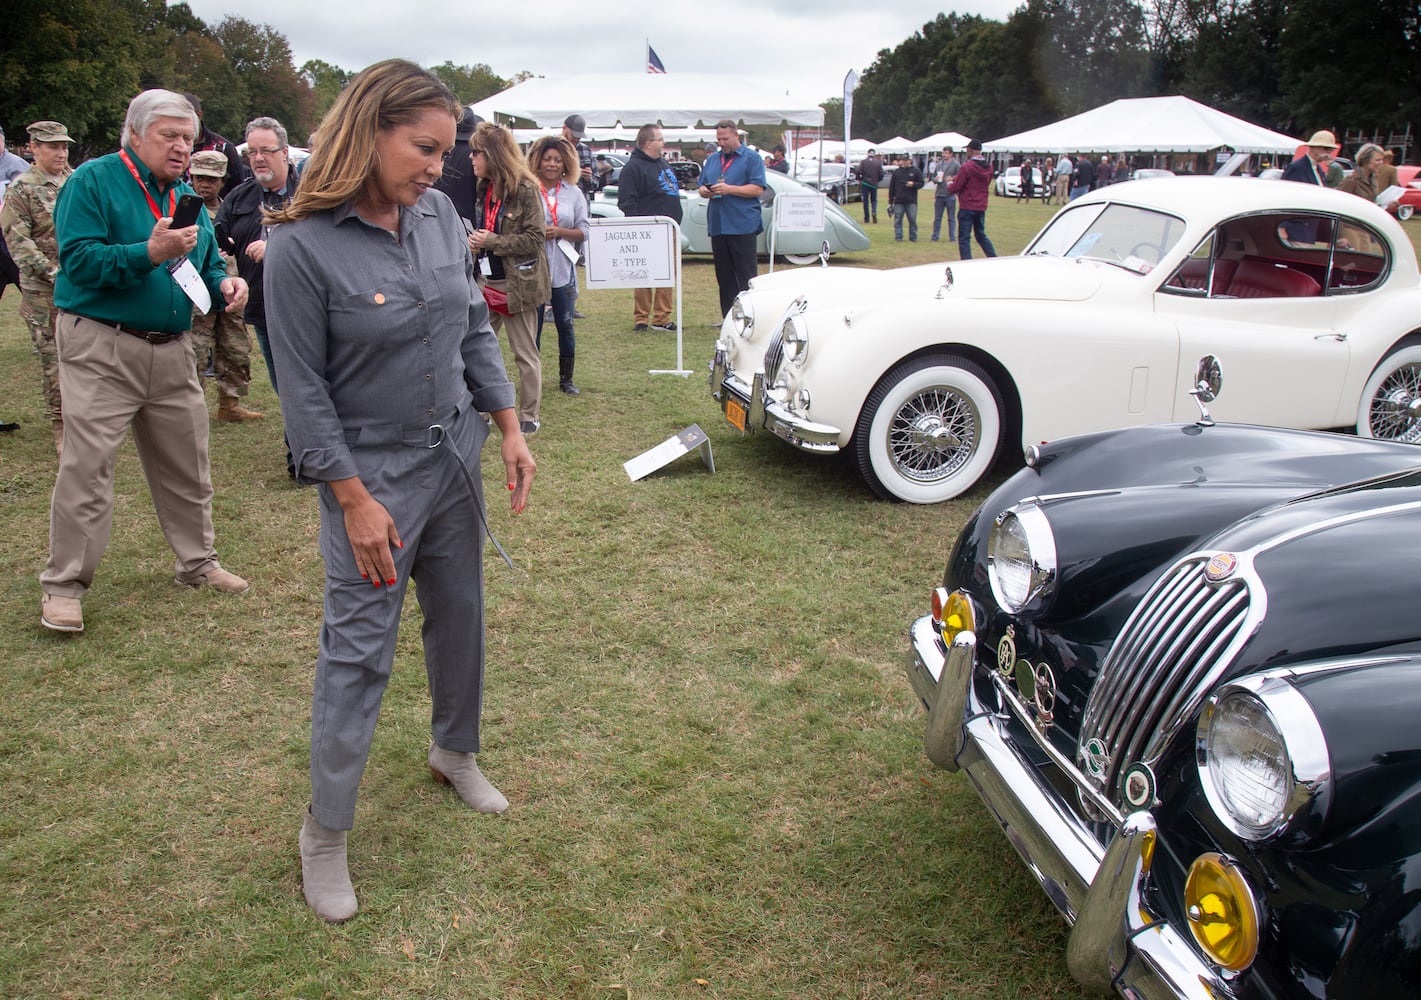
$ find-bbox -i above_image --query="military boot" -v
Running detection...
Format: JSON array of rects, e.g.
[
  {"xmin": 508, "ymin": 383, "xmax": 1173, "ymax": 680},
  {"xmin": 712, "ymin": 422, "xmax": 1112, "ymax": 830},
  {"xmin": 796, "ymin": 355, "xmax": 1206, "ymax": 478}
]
[{"xmin": 218, "ymin": 394, "xmax": 264, "ymax": 422}]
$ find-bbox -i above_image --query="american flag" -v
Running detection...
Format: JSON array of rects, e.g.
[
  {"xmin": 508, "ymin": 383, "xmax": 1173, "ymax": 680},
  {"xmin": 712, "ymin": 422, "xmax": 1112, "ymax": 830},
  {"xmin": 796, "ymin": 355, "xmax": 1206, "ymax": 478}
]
[{"xmin": 647, "ymin": 44, "xmax": 667, "ymax": 74}]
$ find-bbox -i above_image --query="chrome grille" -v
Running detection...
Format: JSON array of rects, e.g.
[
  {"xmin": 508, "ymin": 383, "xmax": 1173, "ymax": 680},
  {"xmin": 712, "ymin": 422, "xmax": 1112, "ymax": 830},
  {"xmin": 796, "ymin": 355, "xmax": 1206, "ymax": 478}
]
[
  {"xmin": 762, "ymin": 327, "xmax": 786, "ymax": 386},
  {"xmin": 1078, "ymin": 553, "xmax": 1259, "ymax": 803}
]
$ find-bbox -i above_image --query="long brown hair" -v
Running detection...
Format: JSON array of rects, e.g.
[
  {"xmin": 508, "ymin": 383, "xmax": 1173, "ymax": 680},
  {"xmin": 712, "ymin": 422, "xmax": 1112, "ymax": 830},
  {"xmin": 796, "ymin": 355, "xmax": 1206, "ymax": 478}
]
[
  {"xmin": 469, "ymin": 122, "xmax": 535, "ymax": 199},
  {"xmin": 267, "ymin": 59, "xmax": 458, "ymax": 224},
  {"xmin": 527, "ymin": 136, "xmax": 578, "ymax": 186}
]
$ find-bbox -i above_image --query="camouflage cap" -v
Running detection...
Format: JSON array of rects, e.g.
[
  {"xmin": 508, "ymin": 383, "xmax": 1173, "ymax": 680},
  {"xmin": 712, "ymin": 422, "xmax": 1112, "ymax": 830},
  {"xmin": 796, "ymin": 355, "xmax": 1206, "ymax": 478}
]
[
  {"xmin": 190, "ymin": 150, "xmax": 228, "ymax": 177},
  {"xmin": 28, "ymin": 120, "xmax": 73, "ymax": 143}
]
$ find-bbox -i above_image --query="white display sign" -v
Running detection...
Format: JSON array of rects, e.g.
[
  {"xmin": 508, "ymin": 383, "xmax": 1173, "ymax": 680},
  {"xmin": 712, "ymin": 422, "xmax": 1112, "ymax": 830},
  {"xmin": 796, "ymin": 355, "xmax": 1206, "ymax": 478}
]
[
  {"xmin": 773, "ymin": 193, "xmax": 826, "ymax": 233},
  {"xmin": 585, "ymin": 217, "xmax": 677, "ymax": 289},
  {"xmin": 623, "ymin": 425, "xmax": 715, "ymax": 482}
]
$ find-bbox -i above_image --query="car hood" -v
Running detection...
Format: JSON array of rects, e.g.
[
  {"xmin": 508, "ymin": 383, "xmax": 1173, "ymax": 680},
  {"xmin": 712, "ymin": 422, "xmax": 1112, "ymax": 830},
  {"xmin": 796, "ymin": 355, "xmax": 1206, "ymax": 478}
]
[
  {"xmin": 736, "ymin": 256, "xmax": 1106, "ymax": 338},
  {"xmin": 951, "ymin": 423, "xmax": 1421, "ymax": 624},
  {"xmin": 950, "ymin": 255, "xmax": 1107, "ymax": 300}
]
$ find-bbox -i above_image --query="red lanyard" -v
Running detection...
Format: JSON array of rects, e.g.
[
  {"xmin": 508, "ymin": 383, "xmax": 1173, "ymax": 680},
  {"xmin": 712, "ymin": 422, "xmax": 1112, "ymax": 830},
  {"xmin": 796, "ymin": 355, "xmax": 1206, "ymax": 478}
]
[
  {"xmin": 540, "ymin": 183, "xmax": 559, "ymax": 225},
  {"xmin": 720, "ymin": 151, "xmax": 735, "ymax": 182},
  {"xmin": 482, "ymin": 187, "xmax": 502, "ymax": 231},
  {"xmin": 118, "ymin": 149, "xmax": 176, "ymax": 220}
]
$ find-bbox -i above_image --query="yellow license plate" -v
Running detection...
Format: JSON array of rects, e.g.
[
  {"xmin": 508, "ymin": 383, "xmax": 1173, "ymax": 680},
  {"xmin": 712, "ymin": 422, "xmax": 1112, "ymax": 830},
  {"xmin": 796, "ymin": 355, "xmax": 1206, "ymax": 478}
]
[{"xmin": 726, "ymin": 398, "xmax": 747, "ymax": 432}]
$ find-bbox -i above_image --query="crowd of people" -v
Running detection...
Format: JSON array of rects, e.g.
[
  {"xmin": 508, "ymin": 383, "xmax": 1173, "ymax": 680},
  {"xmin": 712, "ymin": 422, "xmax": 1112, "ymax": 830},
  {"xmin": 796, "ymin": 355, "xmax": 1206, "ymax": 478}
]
[{"xmin": 2, "ymin": 72, "xmax": 1415, "ymax": 924}]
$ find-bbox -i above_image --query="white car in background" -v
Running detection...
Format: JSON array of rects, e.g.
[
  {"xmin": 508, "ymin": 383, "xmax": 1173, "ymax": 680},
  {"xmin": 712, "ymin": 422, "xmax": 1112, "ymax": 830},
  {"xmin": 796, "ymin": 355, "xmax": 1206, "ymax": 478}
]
[
  {"xmin": 993, "ymin": 165, "xmax": 1047, "ymax": 198},
  {"xmin": 711, "ymin": 177, "xmax": 1421, "ymax": 503}
]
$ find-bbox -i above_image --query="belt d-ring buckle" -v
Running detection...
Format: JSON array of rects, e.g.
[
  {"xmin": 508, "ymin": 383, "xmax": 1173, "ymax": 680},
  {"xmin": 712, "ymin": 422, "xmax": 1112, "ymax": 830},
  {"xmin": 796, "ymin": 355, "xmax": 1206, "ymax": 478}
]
[{"xmin": 426, "ymin": 424, "xmax": 445, "ymax": 449}]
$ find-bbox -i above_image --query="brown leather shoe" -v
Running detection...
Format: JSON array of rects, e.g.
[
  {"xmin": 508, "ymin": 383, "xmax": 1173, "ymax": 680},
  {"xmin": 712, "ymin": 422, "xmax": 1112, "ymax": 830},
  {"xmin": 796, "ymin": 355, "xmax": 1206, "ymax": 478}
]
[
  {"xmin": 178, "ymin": 566, "xmax": 250, "ymax": 594},
  {"xmin": 41, "ymin": 593, "xmax": 83, "ymax": 632},
  {"xmin": 218, "ymin": 394, "xmax": 264, "ymax": 422}
]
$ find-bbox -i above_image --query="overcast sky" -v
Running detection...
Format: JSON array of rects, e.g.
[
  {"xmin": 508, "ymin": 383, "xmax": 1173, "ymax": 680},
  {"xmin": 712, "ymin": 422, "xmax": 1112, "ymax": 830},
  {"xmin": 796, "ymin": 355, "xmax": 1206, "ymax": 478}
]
[{"xmin": 179, "ymin": 0, "xmax": 1021, "ymax": 110}]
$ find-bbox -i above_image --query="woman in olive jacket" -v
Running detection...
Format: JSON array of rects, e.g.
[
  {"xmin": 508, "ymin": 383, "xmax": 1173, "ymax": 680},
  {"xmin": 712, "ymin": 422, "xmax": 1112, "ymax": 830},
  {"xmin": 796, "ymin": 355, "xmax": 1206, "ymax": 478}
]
[{"xmin": 469, "ymin": 123, "xmax": 551, "ymax": 434}]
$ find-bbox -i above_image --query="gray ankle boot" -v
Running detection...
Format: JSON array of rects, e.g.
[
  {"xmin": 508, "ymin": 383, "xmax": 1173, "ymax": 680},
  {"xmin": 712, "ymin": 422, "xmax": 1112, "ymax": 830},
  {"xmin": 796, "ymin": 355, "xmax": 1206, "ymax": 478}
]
[
  {"xmin": 428, "ymin": 744, "xmax": 509, "ymax": 813},
  {"xmin": 299, "ymin": 808, "xmax": 358, "ymax": 922}
]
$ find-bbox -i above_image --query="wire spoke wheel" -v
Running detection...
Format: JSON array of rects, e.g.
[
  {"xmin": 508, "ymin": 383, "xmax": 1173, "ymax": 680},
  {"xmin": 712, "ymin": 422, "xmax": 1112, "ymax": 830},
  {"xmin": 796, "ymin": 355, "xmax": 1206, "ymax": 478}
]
[
  {"xmin": 1359, "ymin": 345, "xmax": 1421, "ymax": 444},
  {"xmin": 854, "ymin": 353, "xmax": 1003, "ymax": 503},
  {"xmin": 887, "ymin": 385, "xmax": 980, "ymax": 482}
]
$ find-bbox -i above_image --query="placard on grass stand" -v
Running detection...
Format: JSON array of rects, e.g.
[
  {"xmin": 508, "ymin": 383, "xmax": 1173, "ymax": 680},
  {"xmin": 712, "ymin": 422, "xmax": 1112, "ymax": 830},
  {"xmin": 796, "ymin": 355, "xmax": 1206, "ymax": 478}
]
[
  {"xmin": 768, "ymin": 193, "xmax": 827, "ymax": 273},
  {"xmin": 585, "ymin": 216, "xmax": 689, "ymax": 376},
  {"xmin": 623, "ymin": 424, "xmax": 715, "ymax": 482}
]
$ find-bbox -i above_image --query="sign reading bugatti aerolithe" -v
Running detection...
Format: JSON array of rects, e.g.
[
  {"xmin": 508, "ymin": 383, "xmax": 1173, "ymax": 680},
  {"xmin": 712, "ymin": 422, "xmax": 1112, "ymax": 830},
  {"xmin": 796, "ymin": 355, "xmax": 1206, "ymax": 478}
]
[{"xmin": 585, "ymin": 217, "xmax": 678, "ymax": 289}]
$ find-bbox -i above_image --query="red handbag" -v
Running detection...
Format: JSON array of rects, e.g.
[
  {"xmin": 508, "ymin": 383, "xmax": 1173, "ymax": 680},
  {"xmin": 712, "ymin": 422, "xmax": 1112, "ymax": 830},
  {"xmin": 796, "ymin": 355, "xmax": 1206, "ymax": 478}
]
[{"xmin": 481, "ymin": 283, "xmax": 512, "ymax": 316}]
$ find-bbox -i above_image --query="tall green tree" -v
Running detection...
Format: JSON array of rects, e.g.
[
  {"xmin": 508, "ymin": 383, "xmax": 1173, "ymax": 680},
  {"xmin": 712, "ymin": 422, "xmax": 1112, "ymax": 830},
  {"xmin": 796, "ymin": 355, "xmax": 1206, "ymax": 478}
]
[
  {"xmin": 1027, "ymin": 0, "xmax": 1151, "ymax": 117},
  {"xmin": 210, "ymin": 16, "xmax": 312, "ymax": 141},
  {"xmin": 428, "ymin": 61, "xmax": 507, "ymax": 104},
  {"xmin": 301, "ymin": 59, "xmax": 350, "ymax": 127},
  {"xmin": 0, "ymin": 0, "xmax": 172, "ymax": 155},
  {"xmin": 170, "ymin": 31, "xmax": 248, "ymax": 140},
  {"xmin": 1169, "ymin": 0, "xmax": 1287, "ymax": 129},
  {"xmin": 1276, "ymin": 0, "xmax": 1421, "ymax": 136}
]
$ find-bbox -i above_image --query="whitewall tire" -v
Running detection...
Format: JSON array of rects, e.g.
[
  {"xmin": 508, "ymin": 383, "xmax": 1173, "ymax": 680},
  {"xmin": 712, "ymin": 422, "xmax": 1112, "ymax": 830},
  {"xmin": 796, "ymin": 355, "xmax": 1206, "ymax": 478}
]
[
  {"xmin": 1358, "ymin": 343, "xmax": 1421, "ymax": 444},
  {"xmin": 853, "ymin": 353, "xmax": 1004, "ymax": 503}
]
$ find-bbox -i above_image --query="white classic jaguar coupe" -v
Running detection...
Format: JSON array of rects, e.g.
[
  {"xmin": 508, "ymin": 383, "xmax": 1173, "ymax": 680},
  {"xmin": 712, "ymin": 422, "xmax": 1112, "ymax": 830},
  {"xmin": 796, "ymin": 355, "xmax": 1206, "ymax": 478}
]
[{"xmin": 710, "ymin": 177, "xmax": 1421, "ymax": 503}]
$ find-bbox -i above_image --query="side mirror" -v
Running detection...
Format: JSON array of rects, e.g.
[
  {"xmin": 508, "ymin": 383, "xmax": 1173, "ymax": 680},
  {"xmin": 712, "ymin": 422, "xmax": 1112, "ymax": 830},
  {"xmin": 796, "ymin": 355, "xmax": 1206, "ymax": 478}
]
[{"xmin": 1190, "ymin": 355, "xmax": 1223, "ymax": 426}]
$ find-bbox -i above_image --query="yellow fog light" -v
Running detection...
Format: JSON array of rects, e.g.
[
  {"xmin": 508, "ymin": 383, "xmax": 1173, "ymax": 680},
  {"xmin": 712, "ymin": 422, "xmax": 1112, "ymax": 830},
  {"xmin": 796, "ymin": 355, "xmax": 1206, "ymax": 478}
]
[
  {"xmin": 1184, "ymin": 853, "xmax": 1259, "ymax": 971},
  {"xmin": 932, "ymin": 589, "xmax": 974, "ymax": 645}
]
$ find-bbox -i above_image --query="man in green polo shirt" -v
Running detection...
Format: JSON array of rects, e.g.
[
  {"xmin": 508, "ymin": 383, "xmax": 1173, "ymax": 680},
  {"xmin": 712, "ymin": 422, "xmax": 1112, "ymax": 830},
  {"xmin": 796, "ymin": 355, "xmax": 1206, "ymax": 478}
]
[{"xmin": 39, "ymin": 89, "xmax": 251, "ymax": 634}]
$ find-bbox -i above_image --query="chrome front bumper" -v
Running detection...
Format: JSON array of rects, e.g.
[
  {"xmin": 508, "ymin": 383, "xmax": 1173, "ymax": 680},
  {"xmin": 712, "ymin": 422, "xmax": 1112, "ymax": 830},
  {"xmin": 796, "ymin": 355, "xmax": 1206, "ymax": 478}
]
[
  {"xmin": 908, "ymin": 614, "xmax": 1236, "ymax": 1000},
  {"xmin": 709, "ymin": 348, "xmax": 842, "ymax": 453}
]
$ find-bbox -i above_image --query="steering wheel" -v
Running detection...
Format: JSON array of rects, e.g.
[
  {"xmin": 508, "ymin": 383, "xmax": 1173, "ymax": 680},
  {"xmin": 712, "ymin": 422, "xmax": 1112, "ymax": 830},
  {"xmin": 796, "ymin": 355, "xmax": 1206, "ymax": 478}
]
[{"xmin": 1129, "ymin": 241, "xmax": 1163, "ymax": 264}]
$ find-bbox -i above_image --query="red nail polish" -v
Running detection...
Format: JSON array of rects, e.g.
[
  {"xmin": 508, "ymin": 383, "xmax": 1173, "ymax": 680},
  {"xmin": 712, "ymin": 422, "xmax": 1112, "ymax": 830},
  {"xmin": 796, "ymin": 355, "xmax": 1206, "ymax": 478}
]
[
  {"xmin": 361, "ymin": 571, "xmax": 369, "ymax": 579},
  {"xmin": 386, "ymin": 577, "xmax": 396, "ymax": 586},
  {"xmin": 398, "ymin": 540, "xmax": 404, "ymax": 549},
  {"xmin": 507, "ymin": 482, "xmax": 515, "ymax": 490}
]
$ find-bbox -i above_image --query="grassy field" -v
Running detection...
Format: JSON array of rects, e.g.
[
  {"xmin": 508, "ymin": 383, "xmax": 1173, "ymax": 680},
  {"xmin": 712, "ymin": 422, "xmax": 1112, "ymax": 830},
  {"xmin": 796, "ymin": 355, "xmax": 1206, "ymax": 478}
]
[{"xmin": 7, "ymin": 190, "xmax": 1399, "ymax": 999}]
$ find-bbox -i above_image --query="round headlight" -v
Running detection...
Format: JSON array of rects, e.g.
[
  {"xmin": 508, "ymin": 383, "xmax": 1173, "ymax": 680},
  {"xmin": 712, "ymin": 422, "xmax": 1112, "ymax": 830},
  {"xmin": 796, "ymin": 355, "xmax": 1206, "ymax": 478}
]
[
  {"xmin": 730, "ymin": 295, "xmax": 754, "ymax": 338},
  {"xmin": 1202, "ymin": 693, "xmax": 1288, "ymax": 837},
  {"xmin": 1197, "ymin": 678, "xmax": 1330, "ymax": 843},
  {"xmin": 1184, "ymin": 853, "xmax": 1259, "ymax": 971},
  {"xmin": 987, "ymin": 504, "xmax": 1057, "ymax": 614},
  {"xmin": 781, "ymin": 314, "xmax": 808, "ymax": 365}
]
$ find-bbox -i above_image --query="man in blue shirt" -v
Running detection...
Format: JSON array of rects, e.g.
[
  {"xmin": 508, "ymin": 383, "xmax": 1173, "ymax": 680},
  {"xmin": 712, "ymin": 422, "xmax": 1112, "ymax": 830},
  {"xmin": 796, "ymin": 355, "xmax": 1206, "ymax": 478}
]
[{"xmin": 697, "ymin": 120, "xmax": 766, "ymax": 317}]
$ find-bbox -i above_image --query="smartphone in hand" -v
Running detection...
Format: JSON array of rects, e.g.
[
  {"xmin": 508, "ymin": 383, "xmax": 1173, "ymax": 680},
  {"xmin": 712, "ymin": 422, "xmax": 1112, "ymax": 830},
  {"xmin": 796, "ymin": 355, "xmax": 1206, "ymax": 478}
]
[{"xmin": 171, "ymin": 194, "xmax": 203, "ymax": 229}]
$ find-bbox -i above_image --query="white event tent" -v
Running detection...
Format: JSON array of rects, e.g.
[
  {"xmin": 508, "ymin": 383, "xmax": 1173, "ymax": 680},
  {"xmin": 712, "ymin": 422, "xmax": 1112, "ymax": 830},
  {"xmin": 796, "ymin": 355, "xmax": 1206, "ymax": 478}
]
[
  {"xmin": 469, "ymin": 72, "xmax": 826, "ymax": 128},
  {"xmin": 792, "ymin": 137, "xmax": 878, "ymax": 161},
  {"xmin": 984, "ymin": 96, "xmax": 1301, "ymax": 155},
  {"xmin": 918, "ymin": 131, "xmax": 974, "ymax": 152},
  {"xmin": 875, "ymin": 135, "xmax": 917, "ymax": 154},
  {"xmin": 510, "ymin": 124, "xmax": 720, "ymax": 148}
]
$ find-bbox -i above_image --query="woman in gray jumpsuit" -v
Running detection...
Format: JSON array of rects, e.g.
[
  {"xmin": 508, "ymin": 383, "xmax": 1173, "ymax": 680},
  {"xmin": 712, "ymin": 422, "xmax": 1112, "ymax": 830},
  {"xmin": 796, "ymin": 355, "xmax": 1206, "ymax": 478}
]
[{"xmin": 263, "ymin": 59, "xmax": 536, "ymax": 923}]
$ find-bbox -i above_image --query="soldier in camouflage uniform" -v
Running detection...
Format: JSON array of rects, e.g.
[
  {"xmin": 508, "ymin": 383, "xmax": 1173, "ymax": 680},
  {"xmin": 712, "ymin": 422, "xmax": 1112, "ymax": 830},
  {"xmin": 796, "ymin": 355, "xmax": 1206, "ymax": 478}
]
[
  {"xmin": 0, "ymin": 120, "xmax": 73, "ymax": 454},
  {"xmin": 187, "ymin": 150, "xmax": 262, "ymax": 422}
]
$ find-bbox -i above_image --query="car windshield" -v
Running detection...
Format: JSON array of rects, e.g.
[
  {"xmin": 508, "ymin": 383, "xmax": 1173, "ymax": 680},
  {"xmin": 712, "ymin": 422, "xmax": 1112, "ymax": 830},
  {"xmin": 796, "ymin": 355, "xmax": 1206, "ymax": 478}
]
[{"xmin": 1027, "ymin": 202, "xmax": 1187, "ymax": 274}]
